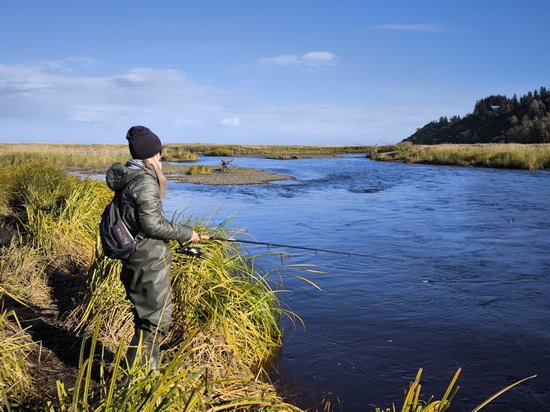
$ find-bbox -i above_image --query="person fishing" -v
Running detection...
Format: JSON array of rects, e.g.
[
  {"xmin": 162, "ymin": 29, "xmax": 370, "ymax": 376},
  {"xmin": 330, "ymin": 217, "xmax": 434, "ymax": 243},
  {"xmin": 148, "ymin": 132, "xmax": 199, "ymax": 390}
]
[{"xmin": 105, "ymin": 125, "xmax": 208, "ymax": 371}]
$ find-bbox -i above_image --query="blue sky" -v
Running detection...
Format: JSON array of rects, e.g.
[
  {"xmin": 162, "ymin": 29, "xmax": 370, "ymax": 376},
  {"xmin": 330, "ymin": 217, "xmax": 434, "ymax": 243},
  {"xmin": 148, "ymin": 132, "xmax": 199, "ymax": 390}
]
[{"xmin": 1, "ymin": 0, "xmax": 549, "ymax": 145}]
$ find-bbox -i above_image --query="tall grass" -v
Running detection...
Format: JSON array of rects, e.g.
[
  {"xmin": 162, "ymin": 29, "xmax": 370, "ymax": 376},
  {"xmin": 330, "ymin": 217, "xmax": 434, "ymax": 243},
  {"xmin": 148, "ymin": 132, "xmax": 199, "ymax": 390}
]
[
  {"xmin": 7, "ymin": 162, "xmax": 112, "ymax": 268},
  {"xmin": 0, "ymin": 310, "xmax": 35, "ymax": 404},
  {"xmin": 46, "ymin": 316, "xmax": 300, "ymax": 411},
  {"xmin": 370, "ymin": 143, "xmax": 550, "ymax": 170},
  {"xmin": 0, "ymin": 242, "xmax": 51, "ymax": 308}
]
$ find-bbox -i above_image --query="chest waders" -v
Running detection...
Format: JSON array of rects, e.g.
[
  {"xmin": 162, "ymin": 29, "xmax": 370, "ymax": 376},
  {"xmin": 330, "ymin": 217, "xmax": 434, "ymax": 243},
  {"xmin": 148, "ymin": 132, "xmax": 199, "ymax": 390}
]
[{"xmin": 121, "ymin": 237, "xmax": 172, "ymax": 371}]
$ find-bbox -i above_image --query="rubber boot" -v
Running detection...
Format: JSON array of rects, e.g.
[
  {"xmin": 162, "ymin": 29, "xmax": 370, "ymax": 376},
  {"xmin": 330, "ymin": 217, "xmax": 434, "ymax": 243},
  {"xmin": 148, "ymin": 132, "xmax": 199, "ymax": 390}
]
[
  {"xmin": 126, "ymin": 329, "xmax": 161, "ymax": 372},
  {"xmin": 125, "ymin": 331, "xmax": 145, "ymax": 371}
]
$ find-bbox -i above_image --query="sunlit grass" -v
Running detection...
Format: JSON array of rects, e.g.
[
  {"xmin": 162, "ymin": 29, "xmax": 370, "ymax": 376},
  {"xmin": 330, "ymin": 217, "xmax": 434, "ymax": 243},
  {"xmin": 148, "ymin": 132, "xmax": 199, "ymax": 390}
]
[
  {"xmin": 5, "ymin": 162, "xmax": 112, "ymax": 268},
  {"xmin": 370, "ymin": 143, "xmax": 550, "ymax": 170},
  {"xmin": 0, "ymin": 241, "xmax": 51, "ymax": 308},
  {"xmin": 46, "ymin": 316, "xmax": 300, "ymax": 411},
  {"xmin": 0, "ymin": 142, "xmax": 366, "ymax": 165},
  {"xmin": 0, "ymin": 310, "xmax": 35, "ymax": 404}
]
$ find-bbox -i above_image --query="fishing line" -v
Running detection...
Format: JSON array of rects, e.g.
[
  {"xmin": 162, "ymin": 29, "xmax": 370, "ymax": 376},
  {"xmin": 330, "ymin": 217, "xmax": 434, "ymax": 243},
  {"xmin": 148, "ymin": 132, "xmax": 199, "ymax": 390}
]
[{"xmin": 176, "ymin": 236, "xmax": 404, "ymax": 262}]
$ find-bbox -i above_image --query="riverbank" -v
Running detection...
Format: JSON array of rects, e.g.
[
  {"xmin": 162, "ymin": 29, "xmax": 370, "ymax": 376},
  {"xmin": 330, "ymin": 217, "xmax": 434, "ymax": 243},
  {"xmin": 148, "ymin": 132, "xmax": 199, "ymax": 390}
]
[
  {"xmin": 0, "ymin": 161, "xmax": 300, "ymax": 409},
  {"xmin": 0, "ymin": 143, "xmax": 314, "ymax": 185},
  {"xmin": 162, "ymin": 143, "xmax": 366, "ymax": 159},
  {"xmin": 368, "ymin": 143, "xmax": 550, "ymax": 170},
  {"xmin": 0, "ymin": 143, "xmax": 365, "ymax": 164}
]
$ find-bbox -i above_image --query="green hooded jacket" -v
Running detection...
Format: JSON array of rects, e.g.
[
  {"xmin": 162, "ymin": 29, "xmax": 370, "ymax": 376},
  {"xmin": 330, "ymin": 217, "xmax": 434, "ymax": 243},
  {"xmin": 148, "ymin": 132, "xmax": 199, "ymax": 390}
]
[{"xmin": 105, "ymin": 161, "xmax": 193, "ymax": 242}]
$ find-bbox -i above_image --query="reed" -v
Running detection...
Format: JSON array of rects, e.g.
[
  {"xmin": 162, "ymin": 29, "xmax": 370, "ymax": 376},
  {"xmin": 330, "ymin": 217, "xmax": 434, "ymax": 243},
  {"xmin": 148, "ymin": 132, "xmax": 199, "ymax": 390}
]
[
  {"xmin": 46, "ymin": 317, "xmax": 300, "ymax": 411},
  {"xmin": 375, "ymin": 368, "xmax": 536, "ymax": 412},
  {"xmin": 370, "ymin": 143, "xmax": 550, "ymax": 170}
]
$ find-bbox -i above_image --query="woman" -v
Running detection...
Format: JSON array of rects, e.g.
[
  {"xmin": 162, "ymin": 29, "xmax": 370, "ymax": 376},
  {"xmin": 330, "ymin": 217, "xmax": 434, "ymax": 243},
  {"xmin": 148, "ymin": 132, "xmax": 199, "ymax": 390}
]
[{"xmin": 106, "ymin": 125, "xmax": 207, "ymax": 371}]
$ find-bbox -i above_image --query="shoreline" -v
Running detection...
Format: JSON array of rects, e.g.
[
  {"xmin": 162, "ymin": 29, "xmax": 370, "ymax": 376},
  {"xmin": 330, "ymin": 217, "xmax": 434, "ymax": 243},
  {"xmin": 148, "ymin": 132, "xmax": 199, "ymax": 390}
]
[{"xmin": 0, "ymin": 161, "xmax": 298, "ymax": 409}]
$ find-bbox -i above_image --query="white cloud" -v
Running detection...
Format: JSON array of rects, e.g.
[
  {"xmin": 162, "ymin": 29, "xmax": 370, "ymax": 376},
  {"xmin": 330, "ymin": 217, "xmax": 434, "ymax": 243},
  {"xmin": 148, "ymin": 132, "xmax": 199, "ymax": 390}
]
[
  {"xmin": 261, "ymin": 54, "xmax": 299, "ymax": 66},
  {"xmin": 365, "ymin": 24, "xmax": 443, "ymax": 32},
  {"xmin": 220, "ymin": 117, "xmax": 240, "ymax": 127},
  {"xmin": 0, "ymin": 60, "xmax": 457, "ymax": 145},
  {"xmin": 301, "ymin": 51, "xmax": 335, "ymax": 63},
  {"xmin": 260, "ymin": 51, "xmax": 337, "ymax": 69}
]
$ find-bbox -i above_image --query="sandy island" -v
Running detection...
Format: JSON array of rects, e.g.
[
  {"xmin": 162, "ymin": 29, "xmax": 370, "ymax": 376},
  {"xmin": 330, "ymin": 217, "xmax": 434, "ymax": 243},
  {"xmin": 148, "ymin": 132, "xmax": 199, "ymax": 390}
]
[{"xmin": 165, "ymin": 167, "xmax": 295, "ymax": 185}]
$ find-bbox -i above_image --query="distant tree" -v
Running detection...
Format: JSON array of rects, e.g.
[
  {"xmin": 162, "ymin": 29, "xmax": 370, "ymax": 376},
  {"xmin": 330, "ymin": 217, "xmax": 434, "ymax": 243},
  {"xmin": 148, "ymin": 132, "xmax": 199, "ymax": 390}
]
[
  {"xmin": 402, "ymin": 86, "xmax": 550, "ymax": 144},
  {"xmin": 529, "ymin": 99, "xmax": 545, "ymax": 116}
]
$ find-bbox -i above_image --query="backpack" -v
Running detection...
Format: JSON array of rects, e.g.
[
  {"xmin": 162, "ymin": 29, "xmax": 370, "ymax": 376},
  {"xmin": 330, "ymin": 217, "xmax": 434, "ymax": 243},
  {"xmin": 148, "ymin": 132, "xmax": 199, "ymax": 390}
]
[{"xmin": 99, "ymin": 192, "xmax": 136, "ymax": 260}]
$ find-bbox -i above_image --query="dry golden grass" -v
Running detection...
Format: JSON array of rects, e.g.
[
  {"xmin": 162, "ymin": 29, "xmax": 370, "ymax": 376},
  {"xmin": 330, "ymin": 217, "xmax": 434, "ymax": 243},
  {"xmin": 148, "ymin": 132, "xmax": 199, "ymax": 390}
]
[
  {"xmin": 0, "ymin": 242, "xmax": 52, "ymax": 308},
  {"xmin": 371, "ymin": 143, "xmax": 550, "ymax": 170},
  {"xmin": 0, "ymin": 310, "xmax": 36, "ymax": 404}
]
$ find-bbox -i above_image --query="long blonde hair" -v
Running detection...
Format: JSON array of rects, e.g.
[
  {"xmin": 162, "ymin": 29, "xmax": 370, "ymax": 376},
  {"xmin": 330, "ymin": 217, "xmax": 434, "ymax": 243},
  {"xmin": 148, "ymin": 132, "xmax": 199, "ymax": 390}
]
[{"xmin": 145, "ymin": 155, "xmax": 167, "ymax": 199}]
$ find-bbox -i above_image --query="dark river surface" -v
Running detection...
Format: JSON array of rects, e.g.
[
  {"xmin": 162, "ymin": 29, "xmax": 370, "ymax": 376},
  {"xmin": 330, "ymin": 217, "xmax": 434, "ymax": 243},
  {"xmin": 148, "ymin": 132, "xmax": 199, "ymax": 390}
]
[{"xmin": 163, "ymin": 155, "xmax": 550, "ymax": 411}]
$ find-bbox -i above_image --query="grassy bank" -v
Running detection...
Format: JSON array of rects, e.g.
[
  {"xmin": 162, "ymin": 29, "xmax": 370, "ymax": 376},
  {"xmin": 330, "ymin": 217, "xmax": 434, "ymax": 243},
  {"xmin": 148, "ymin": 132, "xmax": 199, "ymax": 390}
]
[
  {"xmin": 161, "ymin": 143, "xmax": 366, "ymax": 159},
  {"xmin": 0, "ymin": 144, "xmax": 293, "ymax": 184},
  {"xmin": 0, "ymin": 143, "xmax": 366, "ymax": 166},
  {"xmin": 368, "ymin": 143, "xmax": 550, "ymax": 170},
  {"xmin": 0, "ymin": 159, "xmax": 300, "ymax": 409},
  {"xmin": 0, "ymin": 143, "xmax": 193, "ymax": 175}
]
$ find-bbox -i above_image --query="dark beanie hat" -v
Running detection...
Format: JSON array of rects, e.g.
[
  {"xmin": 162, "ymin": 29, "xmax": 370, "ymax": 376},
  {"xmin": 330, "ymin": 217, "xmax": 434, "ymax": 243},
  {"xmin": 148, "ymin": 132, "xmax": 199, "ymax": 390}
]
[{"xmin": 126, "ymin": 126, "xmax": 163, "ymax": 160}]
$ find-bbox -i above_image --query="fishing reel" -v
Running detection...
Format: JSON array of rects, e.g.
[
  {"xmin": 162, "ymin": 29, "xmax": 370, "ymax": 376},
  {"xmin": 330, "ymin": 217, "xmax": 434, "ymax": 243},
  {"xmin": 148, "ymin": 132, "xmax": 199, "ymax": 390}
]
[{"xmin": 176, "ymin": 242, "xmax": 203, "ymax": 258}]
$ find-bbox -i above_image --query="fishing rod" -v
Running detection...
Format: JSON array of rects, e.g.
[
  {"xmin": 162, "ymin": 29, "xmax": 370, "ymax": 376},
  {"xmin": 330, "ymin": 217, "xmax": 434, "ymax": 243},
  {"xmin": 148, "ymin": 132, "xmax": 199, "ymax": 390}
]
[{"xmin": 177, "ymin": 237, "xmax": 403, "ymax": 261}]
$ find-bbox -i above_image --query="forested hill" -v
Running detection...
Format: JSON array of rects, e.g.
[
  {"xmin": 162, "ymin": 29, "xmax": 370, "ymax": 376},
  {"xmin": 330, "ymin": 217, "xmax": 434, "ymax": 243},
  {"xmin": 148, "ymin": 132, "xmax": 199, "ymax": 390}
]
[{"xmin": 404, "ymin": 87, "xmax": 550, "ymax": 144}]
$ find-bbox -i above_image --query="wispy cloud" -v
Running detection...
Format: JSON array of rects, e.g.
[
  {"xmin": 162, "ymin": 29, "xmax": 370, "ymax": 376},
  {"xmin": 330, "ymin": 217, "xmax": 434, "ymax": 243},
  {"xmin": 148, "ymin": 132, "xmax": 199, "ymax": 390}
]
[
  {"xmin": 364, "ymin": 24, "xmax": 444, "ymax": 32},
  {"xmin": 260, "ymin": 51, "xmax": 338, "ymax": 70},
  {"xmin": 0, "ymin": 60, "xmax": 448, "ymax": 144},
  {"xmin": 219, "ymin": 117, "xmax": 240, "ymax": 127}
]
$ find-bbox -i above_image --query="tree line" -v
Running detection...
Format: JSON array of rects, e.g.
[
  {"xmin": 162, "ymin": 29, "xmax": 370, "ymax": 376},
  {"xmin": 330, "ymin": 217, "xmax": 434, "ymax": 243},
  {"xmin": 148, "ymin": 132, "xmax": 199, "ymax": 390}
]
[{"xmin": 404, "ymin": 87, "xmax": 550, "ymax": 144}]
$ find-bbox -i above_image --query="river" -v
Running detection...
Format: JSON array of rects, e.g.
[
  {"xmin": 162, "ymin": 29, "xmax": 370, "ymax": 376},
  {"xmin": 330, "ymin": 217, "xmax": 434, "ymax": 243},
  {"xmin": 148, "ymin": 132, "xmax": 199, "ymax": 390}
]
[{"xmin": 163, "ymin": 155, "xmax": 550, "ymax": 411}]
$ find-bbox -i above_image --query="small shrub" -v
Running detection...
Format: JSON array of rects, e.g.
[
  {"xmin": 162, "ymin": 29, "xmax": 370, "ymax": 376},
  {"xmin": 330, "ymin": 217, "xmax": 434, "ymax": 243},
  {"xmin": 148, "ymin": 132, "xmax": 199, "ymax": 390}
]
[
  {"xmin": 187, "ymin": 165, "xmax": 213, "ymax": 175},
  {"xmin": 204, "ymin": 149, "xmax": 235, "ymax": 157},
  {"xmin": 162, "ymin": 147, "xmax": 198, "ymax": 162}
]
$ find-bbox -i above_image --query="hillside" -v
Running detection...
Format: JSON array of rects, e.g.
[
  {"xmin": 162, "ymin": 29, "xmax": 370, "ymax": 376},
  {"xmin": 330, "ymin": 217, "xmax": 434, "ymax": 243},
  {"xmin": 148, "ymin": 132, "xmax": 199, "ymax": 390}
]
[{"xmin": 404, "ymin": 87, "xmax": 550, "ymax": 144}]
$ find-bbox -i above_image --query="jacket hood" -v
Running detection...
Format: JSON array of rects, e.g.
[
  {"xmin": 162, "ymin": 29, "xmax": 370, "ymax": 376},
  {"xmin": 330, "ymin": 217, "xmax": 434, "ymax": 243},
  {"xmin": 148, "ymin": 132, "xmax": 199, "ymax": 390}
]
[{"xmin": 105, "ymin": 161, "xmax": 155, "ymax": 191}]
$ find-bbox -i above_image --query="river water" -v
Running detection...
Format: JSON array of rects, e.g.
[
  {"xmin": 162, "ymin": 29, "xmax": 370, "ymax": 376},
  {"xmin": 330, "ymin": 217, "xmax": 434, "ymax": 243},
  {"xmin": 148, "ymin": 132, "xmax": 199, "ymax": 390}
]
[{"xmin": 163, "ymin": 155, "xmax": 550, "ymax": 411}]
